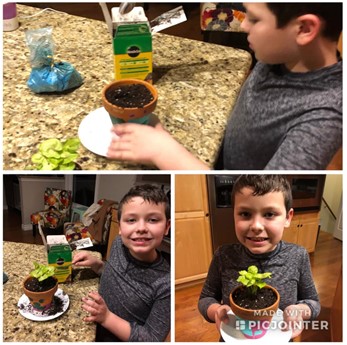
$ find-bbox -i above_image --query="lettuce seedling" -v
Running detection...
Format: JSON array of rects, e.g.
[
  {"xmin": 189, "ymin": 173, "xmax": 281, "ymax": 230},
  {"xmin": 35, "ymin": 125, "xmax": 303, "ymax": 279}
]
[
  {"xmin": 30, "ymin": 262, "xmax": 56, "ymax": 282},
  {"xmin": 30, "ymin": 138, "xmax": 80, "ymax": 170},
  {"xmin": 237, "ymin": 265, "xmax": 272, "ymax": 295}
]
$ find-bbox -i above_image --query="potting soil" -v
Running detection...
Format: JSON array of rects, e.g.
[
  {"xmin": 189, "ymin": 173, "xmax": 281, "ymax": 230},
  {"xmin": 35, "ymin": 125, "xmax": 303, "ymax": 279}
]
[
  {"xmin": 24, "ymin": 276, "xmax": 57, "ymax": 292},
  {"xmin": 106, "ymin": 84, "xmax": 153, "ymax": 108},
  {"xmin": 233, "ymin": 287, "xmax": 277, "ymax": 310}
]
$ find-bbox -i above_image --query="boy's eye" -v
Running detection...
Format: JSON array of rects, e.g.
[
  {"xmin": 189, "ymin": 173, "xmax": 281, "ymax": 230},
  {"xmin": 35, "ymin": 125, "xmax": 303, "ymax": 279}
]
[
  {"xmin": 125, "ymin": 218, "xmax": 136, "ymax": 223},
  {"xmin": 148, "ymin": 218, "xmax": 159, "ymax": 223},
  {"xmin": 248, "ymin": 18, "xmax": 259, "ymax": 24},
  {"xmin": 264, "ymin": 212, "xmax": 276, "ymax": 219},
  {"xmin": 239, "ymin": 212, "xmax": 251, "ymax": 218}
]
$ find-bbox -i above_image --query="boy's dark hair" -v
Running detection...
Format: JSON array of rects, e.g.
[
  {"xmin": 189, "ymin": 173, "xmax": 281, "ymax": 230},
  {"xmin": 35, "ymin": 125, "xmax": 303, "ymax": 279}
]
[
  {"xmin": 267, "ymin": 3, "xmax": 342, "ymax": 42},
  {"xmin": 118, "ymin": 184, "xmax": 170, "ymax": 221},
  {"xmin": 231, "ymin": 175, "xmax": 292, "ymax": 213}
]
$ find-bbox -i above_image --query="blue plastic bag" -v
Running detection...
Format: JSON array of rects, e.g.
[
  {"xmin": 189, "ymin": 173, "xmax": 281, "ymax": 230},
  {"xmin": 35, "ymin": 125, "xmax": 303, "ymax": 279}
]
[{"xmin": 25, "ymin": 27, "xmax": 83, "ymax": 93}]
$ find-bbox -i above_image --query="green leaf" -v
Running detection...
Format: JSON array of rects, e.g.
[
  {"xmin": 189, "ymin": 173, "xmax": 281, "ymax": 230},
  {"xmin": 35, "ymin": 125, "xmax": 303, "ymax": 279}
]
[
  {"xmin": 62, "ymin": 138, "xmax": 80, "ymax": 152},
  {"xmin": 248, "ymin": 265, "xmax": 258, "ymax": 274},
  {"xmin": 31, "ymin": 138, "xmax": 79, "ymax": 170},
  {"xmin": 39, "ymin": 139, "xmax": 63, "ymax": 153},
  {"xmin": 59, "ymin": 162, "xmax": 75, "ymax": 170},
  {"xmin": 30, "ymin": 262, "xmax": 56, "ymax": 281},
  {"xmin": 237, "ymin": 265, "xmax": 272, "ymax": 295},
  {"xmin": 31, "ymin": 153, "xmax": 45, "ymax": 165}
]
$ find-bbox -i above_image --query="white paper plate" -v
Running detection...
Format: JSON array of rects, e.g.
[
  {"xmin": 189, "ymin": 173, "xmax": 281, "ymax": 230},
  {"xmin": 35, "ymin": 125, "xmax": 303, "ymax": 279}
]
[
  {"xmin": 78, "ymin": 107, "xmax": 117, "ymax": 157},
  {"xmin": 220, "ymin": 309, "xmax": 292, "ymax": 342},
  {"xmin": 17, "ymin": 288, "xmax": 69, "ymax": 321}
]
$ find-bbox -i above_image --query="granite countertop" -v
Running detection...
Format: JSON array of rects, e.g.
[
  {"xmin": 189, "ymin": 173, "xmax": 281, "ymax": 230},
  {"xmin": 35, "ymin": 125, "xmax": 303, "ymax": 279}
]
[
  {"xmin": 3, "ymin": 5, "xmax": 252, "ymax": 170},
  {"xmin": 3, "ymin": 241, "xmax": 101, "ymax": 342}
]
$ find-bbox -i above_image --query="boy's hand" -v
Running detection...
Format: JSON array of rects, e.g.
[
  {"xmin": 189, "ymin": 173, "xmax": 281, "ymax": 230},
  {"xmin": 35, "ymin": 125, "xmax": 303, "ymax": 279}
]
[
  {"xmin": 214, "ymin": 305, "xmax": 231, "ymax": 332},
  {"xmin": 82, "ymin": 291, "xmax": 110, "ymax": 324},
  {"xmin": 107, "ymin": 123, "xmax": 174, "ymax": 167},
  {"xmin": 107, "ymin": 123, "xmax": 210, "ymax": 170},
  {"xmin": 72, "ymin": 251, "xmax": 104, "ymax": 275},
  {"xmin": 283, "ymin": 305, "xmax": 307, "ymax": 339}
]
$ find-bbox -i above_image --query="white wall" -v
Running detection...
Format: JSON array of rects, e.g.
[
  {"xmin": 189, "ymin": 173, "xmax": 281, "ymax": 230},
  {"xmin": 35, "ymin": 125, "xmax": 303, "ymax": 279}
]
[
  {"xmin": 18, "ymin": 176, "xmax": 65, "ymax": 230},
  {"xmin": 95, "ymin": 175, "xmax": 137, "ymax": 202},
  {"xmin": 320, "ymin": 175, "xmax": 343, "ymax": 234}
]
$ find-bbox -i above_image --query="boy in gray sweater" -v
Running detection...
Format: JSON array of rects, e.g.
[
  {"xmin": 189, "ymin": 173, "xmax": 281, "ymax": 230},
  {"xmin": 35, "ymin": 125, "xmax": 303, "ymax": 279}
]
[
  {"xmin": 107, "ymin": 3, "xmax": 342, "ymax": 170},
  {"xmin": 198, "ymin": 175, "xmax": 320, "ymax": 340},
  {"xmin": 72, "ymin": 184, "xmax": 171, "ymax": 342}
]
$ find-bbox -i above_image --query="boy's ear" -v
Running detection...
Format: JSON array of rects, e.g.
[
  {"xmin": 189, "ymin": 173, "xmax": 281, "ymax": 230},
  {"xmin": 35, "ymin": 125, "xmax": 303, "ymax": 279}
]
[
  {"xmin": 285, "ymin": 208, "xmax": 294, "ymax": 228},
  {"xmin": 295, "ymin": 14, "xmax": 322, "ymax": 46},
  {"xmin": 164, "ymin": 219, "xmax": 171, "ymax": 236}
]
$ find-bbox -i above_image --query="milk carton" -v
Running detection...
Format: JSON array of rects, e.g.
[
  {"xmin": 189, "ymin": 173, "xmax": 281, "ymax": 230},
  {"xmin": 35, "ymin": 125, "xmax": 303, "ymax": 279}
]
[
  {"xmin": 47, "ymin": 235, "xmax": 72, "ymax": 283},
  {"xmin": 112, "ymin": 7, "xmax": 152, "ymax": 82}
]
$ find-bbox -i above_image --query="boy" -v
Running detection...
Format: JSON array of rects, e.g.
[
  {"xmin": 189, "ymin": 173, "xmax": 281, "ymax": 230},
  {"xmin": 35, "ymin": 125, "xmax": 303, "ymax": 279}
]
[
  {"xmin": 107, "ymin": 3, "xmax": 342, "ymax": 170},
  {"xmin": 72, "ymin": 184, "xmax": 171, "ymax": 342},
  {"xmin": 198, "ymin": 175, "xmax": 320, "ymax": 340}
]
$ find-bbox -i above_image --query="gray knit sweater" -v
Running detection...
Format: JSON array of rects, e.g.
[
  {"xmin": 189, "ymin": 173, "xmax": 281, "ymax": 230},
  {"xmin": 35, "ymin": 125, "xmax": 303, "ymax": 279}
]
[
  {"xmin": 223, "ymin": 61, "xmax": 342, "ymax": 170},
  {"xmin": 96, "ymin": 236, "xmax": 170, "ymax": 342},
  {"xmin": 198, "ymin": 241, "xmax": 320, "ymax": 322}
]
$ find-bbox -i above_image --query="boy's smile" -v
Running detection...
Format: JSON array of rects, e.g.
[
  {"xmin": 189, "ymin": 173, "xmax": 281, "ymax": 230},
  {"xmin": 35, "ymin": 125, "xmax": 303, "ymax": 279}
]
[
  {"xmin": 234, "ymin": 187, "xmax": 293, "ymax": 254},
  {"xmin": 119, "ymin": 197, "xmax": 170, "ymax": 262}
]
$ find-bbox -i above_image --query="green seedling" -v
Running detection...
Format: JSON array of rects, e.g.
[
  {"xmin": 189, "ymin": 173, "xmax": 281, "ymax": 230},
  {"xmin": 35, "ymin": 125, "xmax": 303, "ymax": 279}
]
[
  {"xmin": 30, "ymin": 262, "xmax": 56, "ymax": 282},
  {"xmin": 30, "ymin": 138, "xmax": 80, "ymax": 170},
  {"xmin": 237, "ymin": 265, "xmax": 272, "ymax": 295}
]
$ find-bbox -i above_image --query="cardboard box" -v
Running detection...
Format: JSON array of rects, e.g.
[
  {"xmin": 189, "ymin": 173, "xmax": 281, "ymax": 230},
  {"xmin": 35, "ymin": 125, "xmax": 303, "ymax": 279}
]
[
  {"xmin": 112, "ymin": 7, "xmax": 152, "ymax": 82},
  {"xmin": 47, "ymin": 235, "xmax": 72, "ymax": 283}
]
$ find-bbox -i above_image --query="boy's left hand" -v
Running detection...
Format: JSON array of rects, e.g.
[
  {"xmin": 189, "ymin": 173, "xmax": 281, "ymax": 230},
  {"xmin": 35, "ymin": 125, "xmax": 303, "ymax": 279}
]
[
  {"xmin": 283, "ymin": 305, "xmax": 305, "ymax": 339},
  {"xmin": 82, "ymin": 291, "xmax": 110, "ymax": 324}
]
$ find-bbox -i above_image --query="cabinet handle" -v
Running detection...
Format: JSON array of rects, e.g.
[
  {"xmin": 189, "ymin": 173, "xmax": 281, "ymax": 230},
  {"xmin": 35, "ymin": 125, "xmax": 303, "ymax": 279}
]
[{"xmin": 205, "ymin": 213, "xmax": 209, "ymax": 217}]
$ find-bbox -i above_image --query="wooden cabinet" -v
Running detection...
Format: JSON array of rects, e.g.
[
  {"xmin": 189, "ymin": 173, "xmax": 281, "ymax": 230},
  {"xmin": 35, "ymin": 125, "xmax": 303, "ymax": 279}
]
[
  {"xmin": 175, "ymin": 175, "xmax": 213, "ymax": 285},
  {"xmin": 282, "ymin": 211, "xmax": 320, "ymax": 253}
]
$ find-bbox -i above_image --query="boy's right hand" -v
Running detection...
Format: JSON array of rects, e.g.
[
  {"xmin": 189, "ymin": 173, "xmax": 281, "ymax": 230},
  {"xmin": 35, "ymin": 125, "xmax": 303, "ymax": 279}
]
[
  {"xmin": 72, "ymin": 251, "xmax": 104, "ymax": 275},
  {"xmin": 214, "ymin": 305, "xmax": 231, "ymax": 332}
]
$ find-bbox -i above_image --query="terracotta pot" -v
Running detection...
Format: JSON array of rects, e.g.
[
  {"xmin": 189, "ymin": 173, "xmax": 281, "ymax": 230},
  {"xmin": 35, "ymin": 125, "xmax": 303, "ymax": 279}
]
[
  {"xmin": 101, "ymin": 79, "xmax": 158, "ymax": 123},
  {"xmin": 23, "ymin": 276, "xmax": 58, "ymax": 311},
  {"xmin": 229, "ymin": 285, "xmax": 280, "ymax": 339},
  {"xmin": 229, "ymin": 285, "xmax": 280, "ymax": 322}
]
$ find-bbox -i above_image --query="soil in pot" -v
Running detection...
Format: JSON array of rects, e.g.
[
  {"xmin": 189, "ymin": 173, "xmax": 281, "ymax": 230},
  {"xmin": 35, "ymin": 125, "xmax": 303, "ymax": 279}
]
[
  {"xmin": 232, "ymin": 287, "xmax": 277, "ymax": 310},
  {"xmin": 24, "ymin": 276, "xmax": 57, "ymax": 292},
  {"xmin": 105, "ymin": 84, "xmax": 154, "ymax": 108}
]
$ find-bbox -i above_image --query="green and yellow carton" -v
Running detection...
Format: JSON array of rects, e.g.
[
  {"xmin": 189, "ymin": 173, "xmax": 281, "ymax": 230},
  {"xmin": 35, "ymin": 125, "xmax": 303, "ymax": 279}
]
[
  {"xmin": 47, "ymin": 235, "xmax": 72, "ymax": 283},
  {"xmin": 112, "ymin": 6, "xmax": 152, "ymax": 82}
]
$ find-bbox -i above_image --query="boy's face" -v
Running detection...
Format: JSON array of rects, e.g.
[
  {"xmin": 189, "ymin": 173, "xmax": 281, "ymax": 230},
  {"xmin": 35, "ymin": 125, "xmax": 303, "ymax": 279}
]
[
  {"xmin": 241, "ymin": 3, "xmax": 300, "ymax": 65},
  {"xmin": 234, "ymin": 187, "xmax": 293, "ymax": 254},
  {"xmin": 119, "ymin": 197, "xmax": 170, "ymax": 262}
]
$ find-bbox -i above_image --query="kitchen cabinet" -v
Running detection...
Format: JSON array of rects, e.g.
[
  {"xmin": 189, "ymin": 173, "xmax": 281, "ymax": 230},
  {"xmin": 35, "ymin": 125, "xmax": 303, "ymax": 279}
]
[
  {"xmin": 282, "ymin": 211, "xmax": 320, "ymax": 253},
  {"xmin": 175, "ymin": 175, "xmax": 213, "ymax": 285}
]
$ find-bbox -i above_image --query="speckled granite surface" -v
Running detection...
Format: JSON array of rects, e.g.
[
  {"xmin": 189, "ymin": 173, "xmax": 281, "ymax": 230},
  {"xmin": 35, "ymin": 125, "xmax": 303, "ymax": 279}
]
[
  {"xmin": 3, "ymin": 242, "xmax": 101, "ymax": 342},
  {"xmin": 3, "ymin": 5, "xmax": 252, "ymax": 170}
]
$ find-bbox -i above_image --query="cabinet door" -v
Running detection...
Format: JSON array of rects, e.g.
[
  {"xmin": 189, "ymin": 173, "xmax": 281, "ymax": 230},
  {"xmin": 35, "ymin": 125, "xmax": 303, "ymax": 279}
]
[
  {"xmin": 282, "ymin": 219, "xmax": 299, "ymax": 244},
  {"xmin": 297, "ymin": 213, "xmax": 320, "ymax": 253},
  {"xmin": 175, "ymin": 217, "xmax": 212, "ymax": 284},
  {"xmin": 175, "ymin": 175, "xmax": 212, "ymax": 285},
  {"xmin": 175, "ymin": 175, "xmax": 206, "ymax": 214}
]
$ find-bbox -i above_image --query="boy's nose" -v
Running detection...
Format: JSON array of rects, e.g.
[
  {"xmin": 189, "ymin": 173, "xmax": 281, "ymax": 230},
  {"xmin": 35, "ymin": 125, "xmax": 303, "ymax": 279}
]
[
  {"xmin": 249, "ymin": 217, "xmax": 264, "ymax": 232},
  {"xmin": 136, "ymin": 220, "xmax": 147, "ymax": 232}
]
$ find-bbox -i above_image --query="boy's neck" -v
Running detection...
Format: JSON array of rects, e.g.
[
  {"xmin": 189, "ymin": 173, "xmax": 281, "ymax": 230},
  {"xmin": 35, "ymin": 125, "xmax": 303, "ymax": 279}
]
[{"xmin": 286, "ymin": 39, "xmax": 338, "ymax": 72}]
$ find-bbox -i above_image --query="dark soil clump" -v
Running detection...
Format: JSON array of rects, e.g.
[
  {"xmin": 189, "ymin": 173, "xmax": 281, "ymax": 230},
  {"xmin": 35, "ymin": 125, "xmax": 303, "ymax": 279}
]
[
  {"xmin": 47, "ymin": 295, "xmax": 64, "ymax": 315},
  {"xmin": 24, "ymin": 276, "xmax": 57, "ymax": 292},
  {"xmin": 233, "ymin": 287, "xmax": 277, "ymax": 310},
  {"xmin": 106, "ymin": 84, "xmax": 153, "ymax": 108}
]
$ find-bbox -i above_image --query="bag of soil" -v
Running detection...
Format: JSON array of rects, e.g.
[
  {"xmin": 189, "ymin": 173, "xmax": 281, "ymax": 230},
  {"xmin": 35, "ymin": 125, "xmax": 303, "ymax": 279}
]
[{"xmin": 25, "ymin": 27, "xmax": 83, "ymax": 93}]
